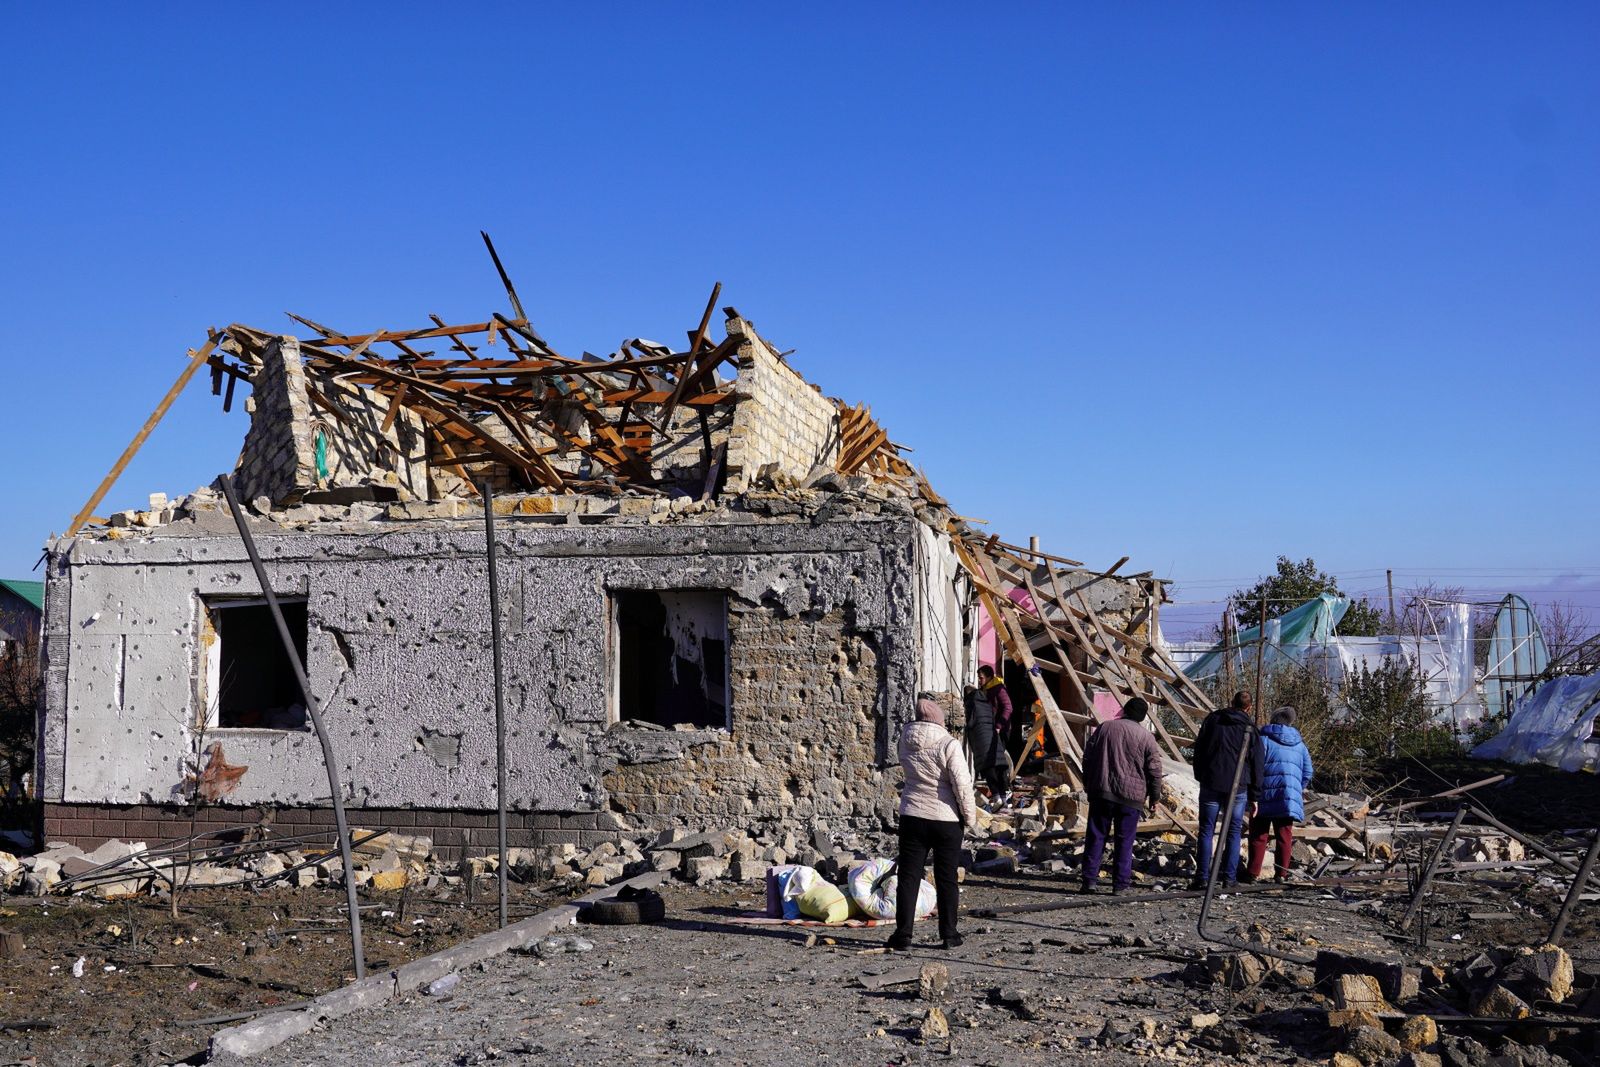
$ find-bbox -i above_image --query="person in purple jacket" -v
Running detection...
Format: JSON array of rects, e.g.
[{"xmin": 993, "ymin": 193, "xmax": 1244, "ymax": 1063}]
[
  {"xmin": 1079, "ymin": 697, "xmax": 1164, "ymax": 895},
  {"xmin": 1243, "ymin": 707, "xmax": 1315, "ymax": 882}
]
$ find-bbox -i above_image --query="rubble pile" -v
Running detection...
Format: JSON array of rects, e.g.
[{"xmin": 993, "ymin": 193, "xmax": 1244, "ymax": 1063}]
[
  {"xmin": 90, "ymin": 467, "xmax": 946, "ymax": 544},
  {"xmin": 1181, "ymin": 939, "xmax": 1597, "ymax": 1066}
]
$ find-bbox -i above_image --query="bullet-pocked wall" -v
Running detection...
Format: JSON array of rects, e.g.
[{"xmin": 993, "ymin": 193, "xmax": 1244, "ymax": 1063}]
[{"xmin": 37, "ymin": 511, "xmax": 923, "ymax": 835}]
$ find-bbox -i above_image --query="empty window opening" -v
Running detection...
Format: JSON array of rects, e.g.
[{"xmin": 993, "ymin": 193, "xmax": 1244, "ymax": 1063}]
[
  {"xmin": 613, "ymin": 590, "xmax": 729, "ymax": 730},
  {"xmin": 203, "ymin": 598, "xmax": 310, "ymax": 730}
]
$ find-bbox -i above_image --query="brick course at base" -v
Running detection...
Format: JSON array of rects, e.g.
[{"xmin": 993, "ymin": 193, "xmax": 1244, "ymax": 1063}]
[{"xmin": 41, "ymin": 803, "xmax": 619, "ymax": 864}]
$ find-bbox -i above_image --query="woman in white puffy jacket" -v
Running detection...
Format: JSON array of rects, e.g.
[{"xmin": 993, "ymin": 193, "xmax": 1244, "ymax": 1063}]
[{"xmin": 887, "ymin": 698, "xmax": 976, "ymax": 950}]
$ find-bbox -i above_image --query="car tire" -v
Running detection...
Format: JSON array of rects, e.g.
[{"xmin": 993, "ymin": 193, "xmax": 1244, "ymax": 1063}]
[{"xmin": 584, "ymin": 890, "xmax": 666, "ymax": 925}]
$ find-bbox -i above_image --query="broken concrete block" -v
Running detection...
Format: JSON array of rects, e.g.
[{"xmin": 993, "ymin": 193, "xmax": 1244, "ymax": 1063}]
[
  {"xmin": 1315, "ymin": 949, "xmax": 1419, "ymax": 1002},
  {"xmin": 650, "ymin": 850, "xmax": 681, "ymax": 873},
  {"xmin": 1512, "ymin": 944, "xmax": 1574, "ymax": 1004},
  {"xmin": 1343, "ymin": 1023, "xmax": 1402, "ymax": 1064},
  {"xmin": 685, "ymin": 855, "xmax": 728, "ymax": 885},
  {"xmin": 249, "ymin": 853, "xmax": 286, "ymax": 879},
  {"xmin": 987, "ymin": 987, "xmax": 1038, "ymax": 1020},
  {"xmin": 1470, "ymin": 984, "xmax": 1530, "ymax": 1019},
  {"xmin": 674, "ymin": 830, "xmax": 729, "ymax": 861},
  {"xmin": 1189, "ymin": 1011, "xmax": 1221, "ymax": 1030},
  {"xmin": 1399, "ymin": 1053, "xmax": 1442, "ymax": 1067},
  {"xmin": 1399, "ymin": 1014, "xmax": 1438, "ymax": 1052},
  {"xmin": 1327, "ymin": 1008, "xmax": 1383, "ymax": 1034},
  {"xmin": 918, "ymin": 962, "xmax": 949, "ymax": 1002},
  {"xmin": 1332, "ymin": 974, "xmax": 1390, "ymax": 1013},
  {"xmin": 1204, "ymin": 951, "xmax": 1266, "ymax": 991},
  {"xmin": 59, "ymin": 856, "xmax": 100, "ymax": 879},
  {"xmin": 365, "ymin": 848, "xmax": 402, "ymax": 874},
  {"xmin": 23, "ymin": 858, "xmax": 60, "ymax": 895},
  {"xmin": 918, "ymin": 1005, "xmax": 949, "ymax": 1042},
  {"xmin": 370, "ymin": 869, "xmax": 408, "ymax": 892}
]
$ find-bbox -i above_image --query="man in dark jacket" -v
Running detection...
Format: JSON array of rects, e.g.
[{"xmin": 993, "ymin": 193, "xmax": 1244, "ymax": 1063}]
[
  {"xmin": 1080, "ymin": 698, "xmax": 1165, "ymax": 894},
  {"xmin": 1188, "ymin": 691, "xmax": 1264, "ymax": 889}
]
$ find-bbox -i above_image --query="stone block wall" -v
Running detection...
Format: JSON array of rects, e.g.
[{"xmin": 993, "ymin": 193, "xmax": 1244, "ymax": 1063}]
[
  {"xmin": 233, "ymin": 337, "xmax": 430, "ymax": 505},
  {"xmin": 306, "ymin": 368, "xmax": 429, "ymax": 500},
  {"xmin": 602, "ymin": 604, "xmax": 896, "ymax": 837},
  {"xmin": 233, "ymin": 337, "xmax": 315, "ymax": 505},
  {"xmin": 40, "ymin": 802, "xmax": 631, "ymax": 861},
  {"xmin": 723, "ymin": 317, "xmax": 840, "ymax": 490}
]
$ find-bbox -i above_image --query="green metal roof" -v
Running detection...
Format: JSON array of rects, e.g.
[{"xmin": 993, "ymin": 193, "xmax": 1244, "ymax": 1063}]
[{"xmin": 0, "ymin": 579, "xmax": 44, "ymax": 612}]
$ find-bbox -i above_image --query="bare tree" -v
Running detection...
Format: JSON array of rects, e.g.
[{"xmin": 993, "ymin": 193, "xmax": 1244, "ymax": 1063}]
[
  {"xmin": 0, "ymin": 632, "xmax": 40, "ymax": 795},
  {"xmin": 1397, "ymin": 582, "xmax": 1466, "ymax": 638},
  {"xmin": 1538, "ymin": 599, "xmax": 1595, "ymax": 665}
]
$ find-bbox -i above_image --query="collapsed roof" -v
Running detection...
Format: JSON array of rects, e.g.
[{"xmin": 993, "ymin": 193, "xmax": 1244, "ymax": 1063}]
[{"xmin": 59, "ymin": 240, "xmax": 1213, "ymax": 797}]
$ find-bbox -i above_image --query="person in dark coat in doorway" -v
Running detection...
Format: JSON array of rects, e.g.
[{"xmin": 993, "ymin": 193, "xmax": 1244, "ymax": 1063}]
[
  {"xmin": 1079, "ymin": 697, "xmax": 1165, "ymax": 894},
  {"xmin": 1188, "ymin": 691, "xmax": 1263, "ymax": 889},
  {"xmin": 1243, "ymin": 706, "xmax": 1315, "ymax": 882},
  {"xmin": 974, "ymin": 664, "xmax": 1014, "ymax": 798}
]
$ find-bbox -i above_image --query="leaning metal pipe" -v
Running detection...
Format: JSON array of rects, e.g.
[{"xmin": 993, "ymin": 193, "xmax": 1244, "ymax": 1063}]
[
  {"xmin": 1398, "ymin": 802, "xmax": 1467, "ymax": 935},
  {"xmin": 219, "ymin": 474, "xmax": 365, "ymax": 979},
  {"xmin": 480, "ymin": 480, "xmax": 510, "ymax": 930},
  {"xmin": 1548, "ymin": 828, "xmax": 1600, "ymax": 947}
]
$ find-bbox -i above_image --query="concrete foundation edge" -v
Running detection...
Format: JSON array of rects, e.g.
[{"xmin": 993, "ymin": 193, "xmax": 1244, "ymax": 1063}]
[{"xmin": 207, "ymin": 870, "xmax": 668, "ymax": 1060}]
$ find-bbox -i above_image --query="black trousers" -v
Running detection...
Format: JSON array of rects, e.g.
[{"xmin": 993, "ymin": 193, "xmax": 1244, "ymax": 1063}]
[{"xmin": 894, "ymin": 814, "xmax": 962, "ymax": 941}]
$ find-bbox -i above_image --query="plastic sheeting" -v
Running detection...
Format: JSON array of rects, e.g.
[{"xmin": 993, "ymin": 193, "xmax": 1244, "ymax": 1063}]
[
  {"xmin": 1472, "ymin": 671, "xmax": 1600, "ymax": 773},
  {"xmin": 1176, "ymin": 595, "xmax": 1484, "ymax": 729},
  {"xmin": 1483, "ymin": 594, "xmax": 1549, "ymax": 721},
  {"xmin": 1183, "ymin": 594, "xmax": 1350, "ymax": 681}
]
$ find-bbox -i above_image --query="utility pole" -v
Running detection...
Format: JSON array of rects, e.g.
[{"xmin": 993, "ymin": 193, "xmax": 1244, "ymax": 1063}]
[
  {"xmin": 1253, "ymin": 598, "xmax": 1268, "ymax": 726},
  {"xmin": 1387, "ymin": 569, "xmax": 1396, "ymax": 634}
]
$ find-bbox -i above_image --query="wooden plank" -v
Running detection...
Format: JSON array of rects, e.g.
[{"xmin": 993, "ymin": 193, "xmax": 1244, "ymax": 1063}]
[
  {"xmin": 380, "ymin": 383, "xmax": 409, "ymax": 434},
  {"xmin": 67, "ymin": 337, "xmax": 218, "ymax": 536},
  {"xmin": 952, "ymin": 539, "xmax": 1083, "ymax": 784}
]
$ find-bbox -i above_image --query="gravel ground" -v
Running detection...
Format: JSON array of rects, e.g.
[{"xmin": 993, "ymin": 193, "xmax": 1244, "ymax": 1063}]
[{"xmin": 248, "ymin": 874, "xmax": 1406, "ymax": 1067}]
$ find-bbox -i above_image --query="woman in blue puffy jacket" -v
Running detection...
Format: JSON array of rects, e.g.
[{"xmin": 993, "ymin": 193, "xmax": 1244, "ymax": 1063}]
[{"xmin": 1244, "ymin": 707, "xmax": 1314, "ymax": 882}]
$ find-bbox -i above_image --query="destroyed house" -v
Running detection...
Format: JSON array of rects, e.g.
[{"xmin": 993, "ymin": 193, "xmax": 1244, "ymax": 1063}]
[{"xmin": 37, "ymin": 285, "xmax": 1187, "ymax": 858}]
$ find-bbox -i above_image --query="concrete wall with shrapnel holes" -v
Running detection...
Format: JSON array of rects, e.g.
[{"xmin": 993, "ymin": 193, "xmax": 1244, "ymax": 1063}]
[{"xmin": 38, "ymin": 512, "xmax": 923, "ymax": 835}]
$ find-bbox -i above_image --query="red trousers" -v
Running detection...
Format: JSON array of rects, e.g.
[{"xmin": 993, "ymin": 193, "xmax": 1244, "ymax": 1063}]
[{"xmin": 1247, "ymin": 816, "xmax": 1295, "ymax": 879}]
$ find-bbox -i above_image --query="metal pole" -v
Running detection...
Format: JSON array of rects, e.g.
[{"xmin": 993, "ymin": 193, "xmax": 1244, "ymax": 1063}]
[
  {"xmin": 480, "ymin": 480, "xmax": 510, "ymax": 930},
  {"xmin": 1398, "ymin": 802, "xmax": 1467, "ymax": 937},
  {"xmin": 1548, "ymin": 828, "xmax": 1600, "ymax": 947},
  {"xmin": 1387, "ymin": 570, "xmax": 1396, "ymax": 632},
  {"xmin": 1253, "ymin": 598, "xmax": 1268, "ymax": 726},
  {"xmin": 218, "ymin": 474, "xmax": 365, "ymax": 979}
]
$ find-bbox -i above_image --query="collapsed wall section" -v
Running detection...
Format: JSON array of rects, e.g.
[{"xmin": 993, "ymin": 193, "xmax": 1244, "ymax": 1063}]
[
  {"xmin": 233, "ymin": 337, "xmax": 428, "ymax": 505},
  {"xmin": 723, "ymin": 317, "xmax": 840, "ymax": 490},
  {"xmin": 603, "ymin": 603, "xmax": 894, "ymax": 836}
]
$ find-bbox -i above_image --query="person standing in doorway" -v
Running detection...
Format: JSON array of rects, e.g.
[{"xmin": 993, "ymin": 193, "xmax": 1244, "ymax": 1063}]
[
  {"xmin": 1189, "ymin": 691, "xmax": 1262, "ymax": 890},
  {"xmin": 1243, "ymin": 707, "xmax": 1314, "ymax": 882},
  {"xmin": 975, "ymin": 664, "xmax": 1014, "ymax": 798},
  {"xmin": 962, "ymin": 684, "xmax": 999, "ymax": 797},
  {"xmin": 888, "ymin": 698, "xmax": 976, "ymax": 950},
  {"xmin": 1079, "ymin": 697, "xmax": 1165, "ymax": 894}
]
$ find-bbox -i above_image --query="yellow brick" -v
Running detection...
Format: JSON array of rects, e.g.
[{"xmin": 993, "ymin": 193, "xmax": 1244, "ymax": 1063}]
[{"xmin": 370, "ymin": 869, "xmax": 408, "ymax": 892}]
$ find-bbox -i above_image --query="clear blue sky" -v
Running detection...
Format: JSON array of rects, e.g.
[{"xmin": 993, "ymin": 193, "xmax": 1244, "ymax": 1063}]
[{"xmin": 2, "ymin": 5, "xmax": 1596, "ymax": 636}]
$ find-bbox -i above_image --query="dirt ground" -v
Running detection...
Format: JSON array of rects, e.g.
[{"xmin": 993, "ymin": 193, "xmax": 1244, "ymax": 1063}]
[
  {"xmin": 0, "ymin": 880, "xmax": 583, "ymax": 1067},
  {"xmin": 230, "ymin": 870, "xmax": 1595, "ymax": 1067},
  {"xmin": 4, "ymin": 763, "xmax": 1598, "ymax": 1066}
]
